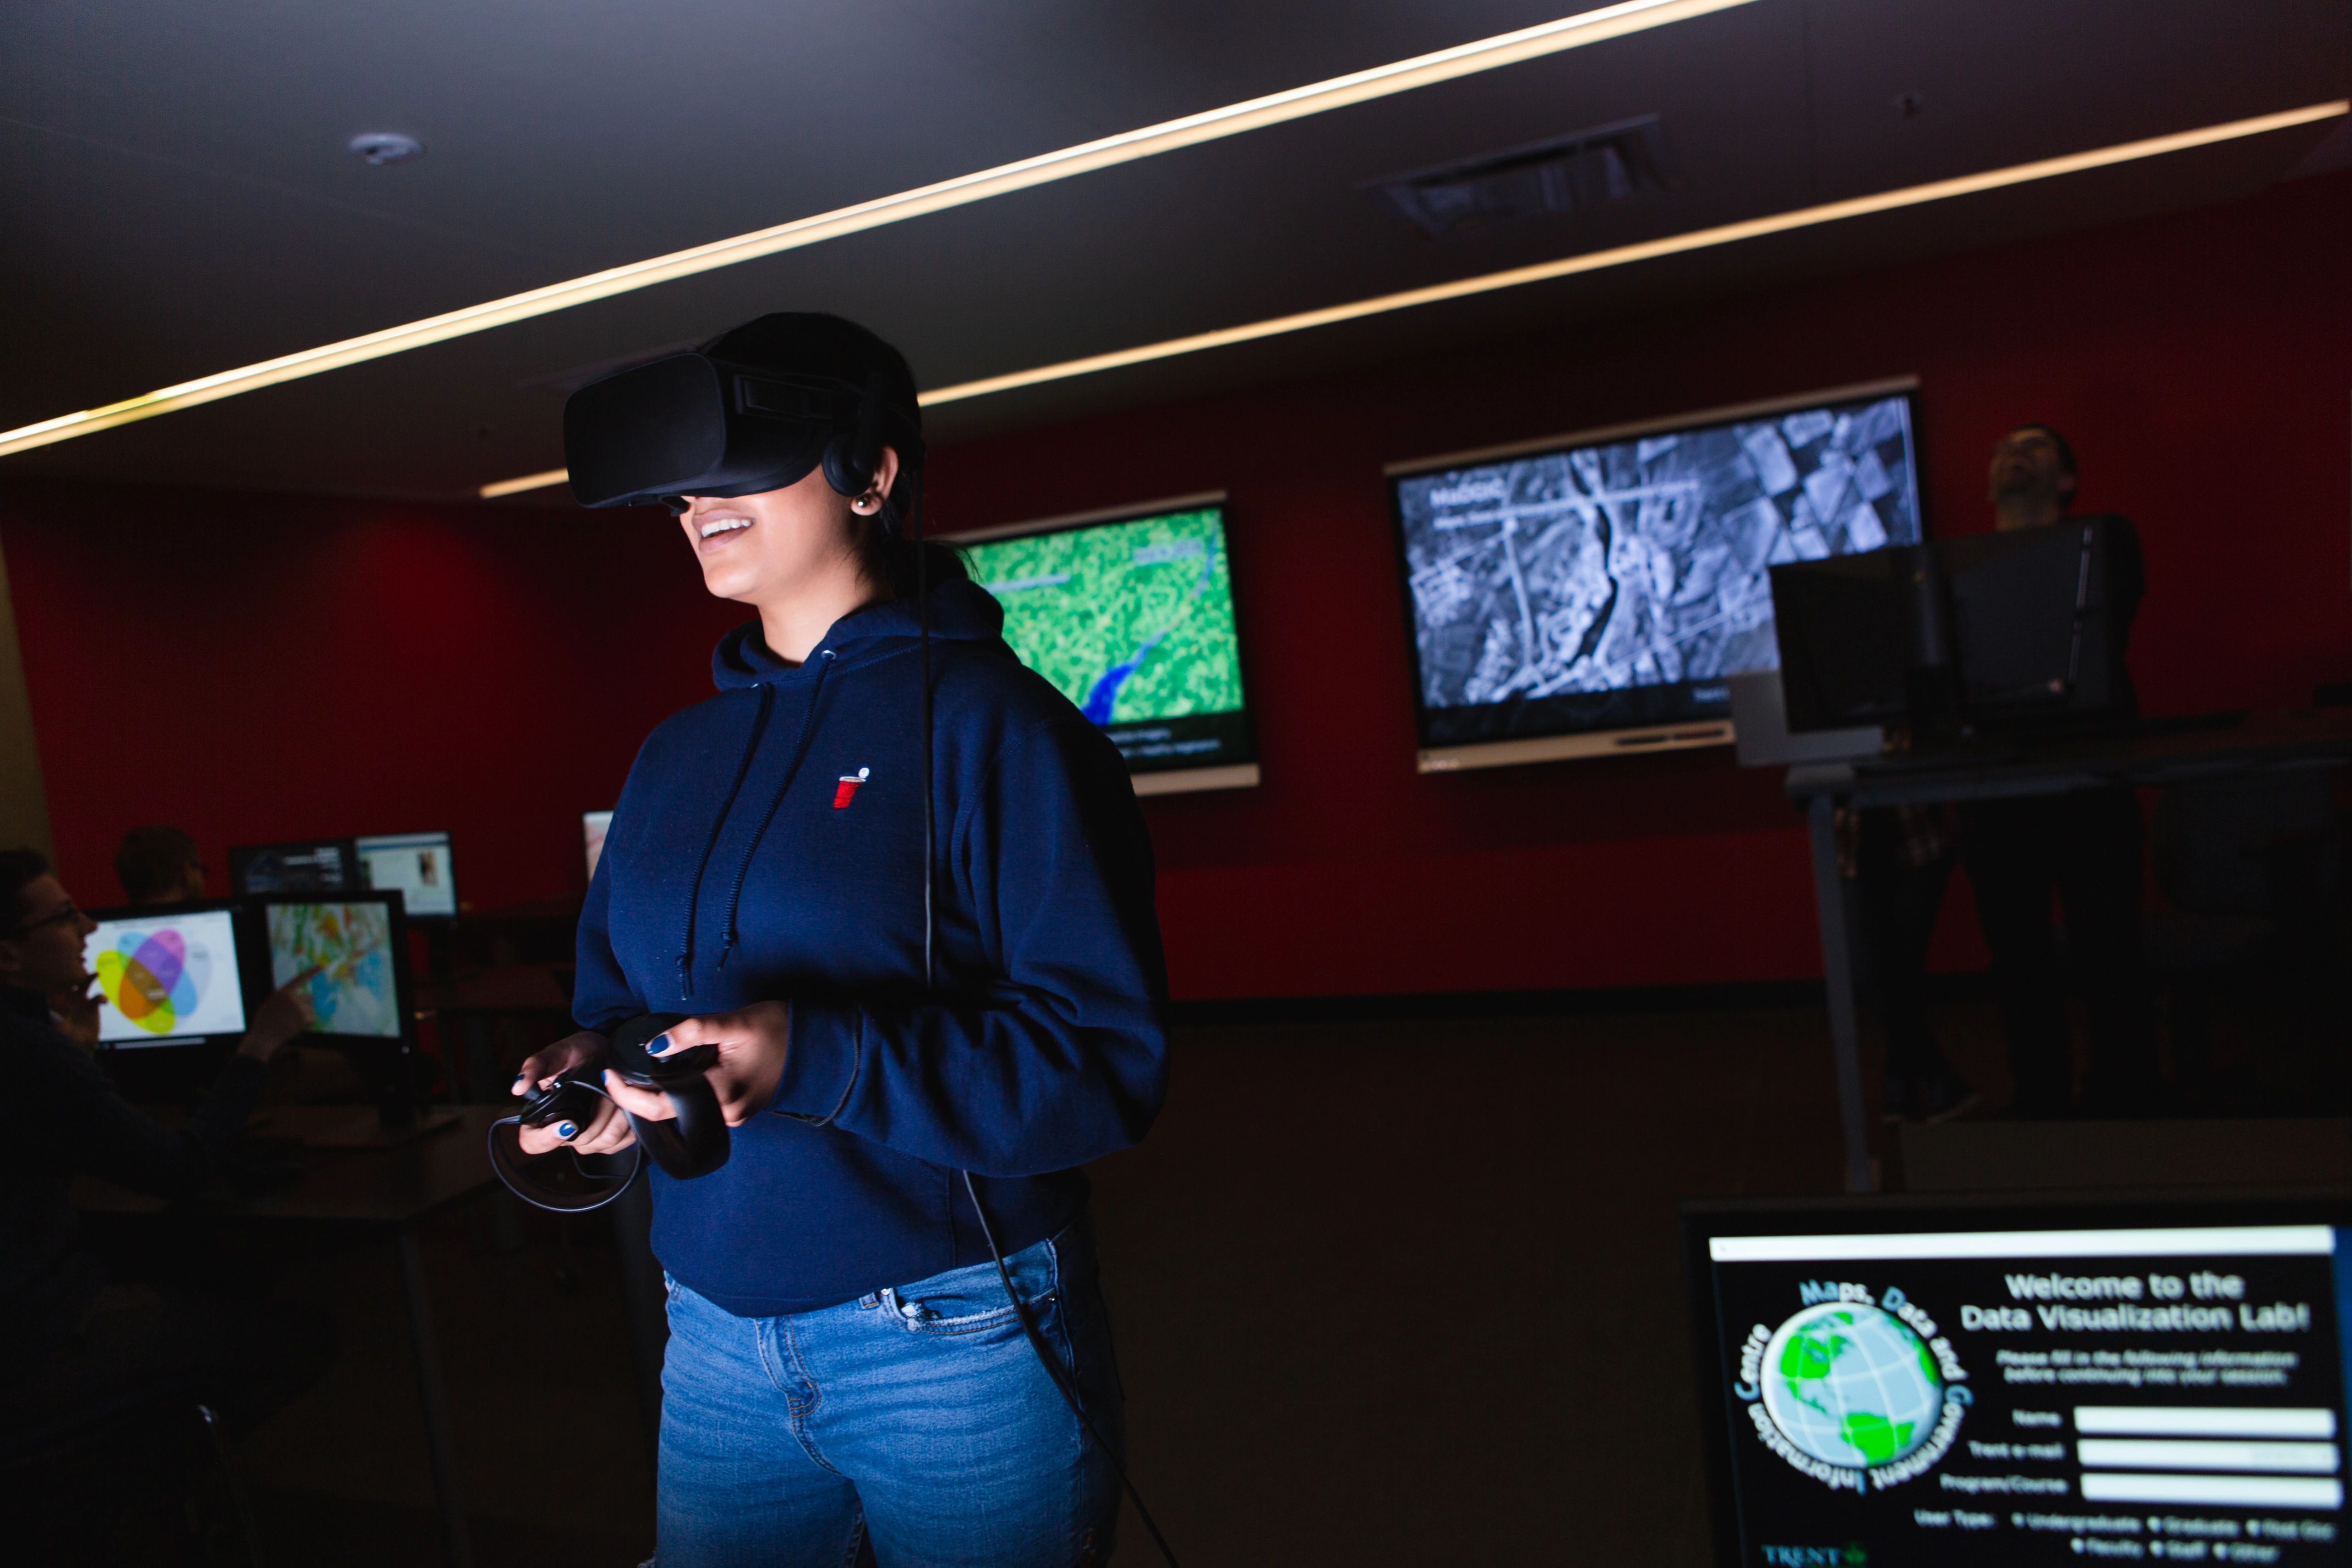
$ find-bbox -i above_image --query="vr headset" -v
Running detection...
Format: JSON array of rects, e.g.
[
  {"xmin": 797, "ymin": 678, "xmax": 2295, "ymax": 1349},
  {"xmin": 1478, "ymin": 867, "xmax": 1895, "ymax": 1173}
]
[{"xmin": 563, "ymin": 314, "xmax": 925, "ymax": 514}]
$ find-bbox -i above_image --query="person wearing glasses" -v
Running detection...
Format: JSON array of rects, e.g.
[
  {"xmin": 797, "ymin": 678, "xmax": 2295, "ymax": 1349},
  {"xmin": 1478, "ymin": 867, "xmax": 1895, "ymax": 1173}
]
[{"xmin": 0, "ymin": 847, "xmax": 321, "ymax": 1439}]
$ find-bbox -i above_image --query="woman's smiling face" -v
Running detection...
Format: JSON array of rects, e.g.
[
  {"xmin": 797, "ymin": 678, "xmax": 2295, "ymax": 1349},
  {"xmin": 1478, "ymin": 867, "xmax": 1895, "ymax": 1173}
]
[
  {"xmin": 676, "ymin": 464, "xmax": 860, "ymax": 607},
  {"xmin": 673, "ymin": 445, "xmax": 903, "ymax": 663}
]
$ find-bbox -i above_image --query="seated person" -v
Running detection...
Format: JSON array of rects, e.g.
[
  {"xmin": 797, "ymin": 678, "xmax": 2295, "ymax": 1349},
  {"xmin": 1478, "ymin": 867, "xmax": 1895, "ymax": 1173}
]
[
  {"xmin": 0, "ymin": 847, "xmax": 326, "ymax": 1445},
  {"xmin": 1960, "ymin": 426, "xmax": 2159, "ymax": 1116},
  {"xmin": 115, "ymin": 825, "xmax": 208, "ymax": 907}
]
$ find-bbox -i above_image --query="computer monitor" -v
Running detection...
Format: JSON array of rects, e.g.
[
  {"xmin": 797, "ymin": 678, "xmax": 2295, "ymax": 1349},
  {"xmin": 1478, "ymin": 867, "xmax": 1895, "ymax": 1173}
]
[
  {"xmin": 82, "ymin": 899, "xmax": 260, "ymax": 1103},
  {"xmin": 84, "ymin": 900, "xmax": 254, "ymax": 1048},
  {"xmin": 355, "ymin": 831, "xmax": 458, "ymax": 919},
  {"xmin": 947, "ymin": 492, "xmax": 1259, "ymax": 796},
  {"xmin": 1387, "ymin": 379, "xmax": 1923, "ymax": 770},
  {"xmin": 1768, "ymin": 544, "xmax": 1939, "ymax": 733},
  {"xmin": 256, "ymin": 893, "xmax": 413, "ymax": 1044},
  {"xmin": 1771, "ymin": 518, "xmax": 2127, "ymax": 736},
  {"xmin": 583, "ymin": 810, "xmax": 613, "ymax": 882},
  {"xmin": 1684, "ymin": 1195, "xmax": 2352, "ymax": 1567},
  {"xmin": 229, "ymin": 838, "xmax": 360, "ymax": 894}
]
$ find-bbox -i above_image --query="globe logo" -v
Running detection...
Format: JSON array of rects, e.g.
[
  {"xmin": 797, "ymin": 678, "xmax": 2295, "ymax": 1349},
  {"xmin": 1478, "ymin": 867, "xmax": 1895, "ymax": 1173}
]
[{"xmin": 1759, "ymin": 1302, "xmax": 1943, "ymax": 1469}]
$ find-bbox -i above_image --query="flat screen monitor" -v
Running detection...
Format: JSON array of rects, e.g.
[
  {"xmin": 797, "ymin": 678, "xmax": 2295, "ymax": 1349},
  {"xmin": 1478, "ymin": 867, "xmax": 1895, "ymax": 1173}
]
[
  {"xmin": 355, "ymin": 831, "xmax": 458, "ymax": 919},
  {"xmin": 83, "ymin": 900, "xmax": 252, "ymax": 1048},
  {"xmin": 583, "ymin": 810, "xmax": 613, "ymax": 882},
  {"xmin": 1771, "ymin": 519, "xmax": 2128, "ymax": 735},
  {"xmin": 1685, "ymin": 1195, "xmax": 2352, "ymax": 1568},
  {"xmin": 948, "ymin": 492, "xmax": 1258, "ymax": 796},
  {"xmin": 1387, "ymin": 379, "xmax": 1924, "ymax": 770},
  {"xmin": 257, "ymin": 893, "xmax": 412, "ymax": 1043},
  {"xmin": 229, "ymin": 838, "xmax": 360, "ymax": 894}
]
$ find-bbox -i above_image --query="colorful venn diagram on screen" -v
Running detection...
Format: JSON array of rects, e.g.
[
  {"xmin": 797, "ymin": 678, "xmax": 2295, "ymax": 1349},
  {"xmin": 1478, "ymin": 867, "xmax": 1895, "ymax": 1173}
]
[{"xmin": 94, "ymin": 928, "xmax": 213, "ymax": 1035}]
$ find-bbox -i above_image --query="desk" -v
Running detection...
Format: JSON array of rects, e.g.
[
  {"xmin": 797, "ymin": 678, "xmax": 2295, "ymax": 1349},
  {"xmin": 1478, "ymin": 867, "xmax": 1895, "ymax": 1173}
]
[
  {"xmin": 75, "ymin": 1104, "xmax": 502, "ymax": 1568},
  {"xmin": 1786, "ymin": 710, "xmax": 2352, "ymax": 1194}
]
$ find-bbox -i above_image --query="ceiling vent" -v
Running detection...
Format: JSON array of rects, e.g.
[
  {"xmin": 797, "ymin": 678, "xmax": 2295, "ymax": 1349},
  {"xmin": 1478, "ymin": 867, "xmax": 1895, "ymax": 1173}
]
[{"xmin": 1365, "ymin": 115, "xmax": 1674, "ymax": 238}]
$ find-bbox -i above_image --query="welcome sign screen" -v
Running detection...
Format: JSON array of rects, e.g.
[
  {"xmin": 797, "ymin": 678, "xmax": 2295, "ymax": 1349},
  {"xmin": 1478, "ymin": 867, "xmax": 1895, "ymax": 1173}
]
[{"xmin": 1703, "ymin": 1226, "xmax": 2352, "ymax": 1567}]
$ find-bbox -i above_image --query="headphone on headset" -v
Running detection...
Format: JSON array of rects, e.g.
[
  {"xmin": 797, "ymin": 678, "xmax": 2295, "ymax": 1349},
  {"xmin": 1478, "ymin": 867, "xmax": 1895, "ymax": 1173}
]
[{"xmin": 825, "ymin": 367, "xmax": 892, "ymax": 507}]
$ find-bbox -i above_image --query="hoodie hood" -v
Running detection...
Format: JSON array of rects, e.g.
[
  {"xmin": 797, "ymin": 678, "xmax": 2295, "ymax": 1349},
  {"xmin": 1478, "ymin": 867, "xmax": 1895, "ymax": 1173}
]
[{"xmin": 713, "ymin": 577, "xmax": 1007, "ymax": 691}]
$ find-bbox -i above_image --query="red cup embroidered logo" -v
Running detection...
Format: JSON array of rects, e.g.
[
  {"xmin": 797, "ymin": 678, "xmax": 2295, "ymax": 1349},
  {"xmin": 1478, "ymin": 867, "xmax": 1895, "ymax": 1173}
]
[{"xmin": 833, "ymin": 767, "xmax": 870, "ymax": 809}]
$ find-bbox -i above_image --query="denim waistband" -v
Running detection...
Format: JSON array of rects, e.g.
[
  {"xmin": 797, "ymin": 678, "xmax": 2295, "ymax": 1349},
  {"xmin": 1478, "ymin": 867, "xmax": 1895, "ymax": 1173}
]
[{"xmin": 667, "ymin": 1210, "xmax": 1097, "ymax": 1326}]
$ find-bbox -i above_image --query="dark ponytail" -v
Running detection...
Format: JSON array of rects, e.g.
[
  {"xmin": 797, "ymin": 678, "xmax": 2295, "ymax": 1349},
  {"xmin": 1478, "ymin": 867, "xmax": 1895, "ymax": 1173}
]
[
  {"xmin": 851, "ymin": 463, "xmax": 966, "ymax": 600},
  {"xmin": 872, "ymin": 535, "xmax": 967, "ymax": 600}
]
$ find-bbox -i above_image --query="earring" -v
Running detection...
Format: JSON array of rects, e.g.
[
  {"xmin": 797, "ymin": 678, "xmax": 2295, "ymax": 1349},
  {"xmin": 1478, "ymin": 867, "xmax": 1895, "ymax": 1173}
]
[{"xmin": 852, "ymin": 492, "xmax": 881, "ymax": 515}]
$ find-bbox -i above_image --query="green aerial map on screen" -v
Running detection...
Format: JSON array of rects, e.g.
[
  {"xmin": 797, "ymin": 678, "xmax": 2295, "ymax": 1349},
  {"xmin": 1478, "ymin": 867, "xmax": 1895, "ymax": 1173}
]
[{"xmin": 961, "ymin": 507, "xmax": 1245, "ymax": 728}]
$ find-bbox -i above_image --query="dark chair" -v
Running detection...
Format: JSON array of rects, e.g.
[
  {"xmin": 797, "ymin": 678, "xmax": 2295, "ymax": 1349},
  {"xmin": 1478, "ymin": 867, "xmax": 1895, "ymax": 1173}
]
[{"xmin": 0, "ymin": 1387, "xmax": 265, "ymax": 1567}]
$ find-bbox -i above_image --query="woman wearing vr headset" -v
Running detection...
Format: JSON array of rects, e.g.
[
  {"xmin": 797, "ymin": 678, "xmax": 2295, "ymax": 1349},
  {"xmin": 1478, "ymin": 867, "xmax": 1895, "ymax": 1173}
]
[{"xmin": 511, "ymin": 314, "xmax": 1169, "ymax": 1568}]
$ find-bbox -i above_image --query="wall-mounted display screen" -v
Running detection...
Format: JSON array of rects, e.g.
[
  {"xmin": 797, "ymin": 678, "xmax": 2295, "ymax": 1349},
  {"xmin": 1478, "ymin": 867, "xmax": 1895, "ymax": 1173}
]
[
  {"xmin": 355, "ymin": 831, "xmax": 457, "ymax": 919},
  {"xmin": 85, "ymin": 905, "xmax": 249, "ymax": 1046},
  {"xmin": 1685, "ymin": 1199, "xmax": 2352, "ymax": 1568},
  {"xmin": 1387, "ymin": 380, "xmax": 1923, "ymax": 770},
  {"xmin": 951, "ymin": 494, "xmax": 1258, "ymax": 796}
]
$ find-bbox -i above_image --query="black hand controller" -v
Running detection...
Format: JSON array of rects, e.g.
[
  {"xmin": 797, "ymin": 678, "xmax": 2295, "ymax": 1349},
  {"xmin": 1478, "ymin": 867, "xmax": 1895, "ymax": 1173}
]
[
  {"xmin": 605, "ymin": 1012, "xmax": 731, "ymax": 1180},
  {"xmin": 486, "ymin": 1011, "xmax": 730, "ymax": 1211},
  {"xmin": 518, "ymin": 1070, "xmax": 607, "ymax": 1138},
  {"xmin": 488, "ymin": 1065, "xmax": 644, "ymax": 1213}
]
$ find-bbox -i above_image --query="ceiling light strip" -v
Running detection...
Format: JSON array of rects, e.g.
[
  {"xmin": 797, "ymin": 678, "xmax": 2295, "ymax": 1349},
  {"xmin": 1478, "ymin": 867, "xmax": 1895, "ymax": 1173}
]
[
  {"xmin": 918, "ymin": 100, "xmax": 2349, "ymax": 406},
  {"xmin": 477, "ymin": 99, "xmax": 2346, "ymax": 498},
  {"xmin": 479, "ymin": 468, "xmax": 571, "ymax": 498},
  {"xmin": 0, "ymin": 0, "xmax": 1756, "ymax": 462}
]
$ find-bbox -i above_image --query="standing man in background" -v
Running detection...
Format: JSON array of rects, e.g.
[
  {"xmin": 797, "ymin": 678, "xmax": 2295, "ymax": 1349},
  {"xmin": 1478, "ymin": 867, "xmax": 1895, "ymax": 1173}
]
[{"xmin": 1961, "ymin": 426, "xmax": 2159, "ymax": 1116}]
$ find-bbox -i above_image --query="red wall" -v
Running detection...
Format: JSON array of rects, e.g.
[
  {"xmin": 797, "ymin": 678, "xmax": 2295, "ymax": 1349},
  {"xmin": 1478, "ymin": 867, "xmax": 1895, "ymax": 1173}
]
[
  {"xmin": 6, "ymin": 171, "xmax": 2346, "ymax": 999},
  {"xmin": 0, "ymin": 489, "xmax": 744, "ymax": 919}
]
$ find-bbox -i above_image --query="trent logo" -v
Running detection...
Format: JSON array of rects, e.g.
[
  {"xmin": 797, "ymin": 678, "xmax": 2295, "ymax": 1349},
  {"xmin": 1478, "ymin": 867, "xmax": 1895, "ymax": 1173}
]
[{"xmin": 833, "ymin": 768, "xmax": 871, "ymax": 809}]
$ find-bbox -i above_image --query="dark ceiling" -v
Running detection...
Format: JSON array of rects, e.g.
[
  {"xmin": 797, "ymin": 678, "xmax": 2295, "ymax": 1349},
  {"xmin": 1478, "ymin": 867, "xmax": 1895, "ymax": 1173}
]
[{"xmin": 2, "ymin": 0, "xmax": 2345, "ymax": 503}]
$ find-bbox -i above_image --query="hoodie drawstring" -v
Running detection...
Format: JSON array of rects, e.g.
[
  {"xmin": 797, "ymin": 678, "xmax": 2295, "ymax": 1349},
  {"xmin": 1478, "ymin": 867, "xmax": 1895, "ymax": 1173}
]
[
  {"xmin": 714, "ymin": 651, "xmax": 835, "ymax": 975},
  {"xmin": 674, "ymin": 681, "xmax": 775, "ymax": 999}
]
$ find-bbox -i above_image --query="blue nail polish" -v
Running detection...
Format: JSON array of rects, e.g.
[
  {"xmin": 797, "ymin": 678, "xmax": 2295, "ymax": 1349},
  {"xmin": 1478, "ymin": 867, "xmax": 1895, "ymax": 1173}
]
[
  {"xmin": 557, "ymin": 1121, "xmax": 578, "ymax": 1140},
  {"xmin": 648, "ymin": 1033, "xmax": 673, "ymax": 1056}
]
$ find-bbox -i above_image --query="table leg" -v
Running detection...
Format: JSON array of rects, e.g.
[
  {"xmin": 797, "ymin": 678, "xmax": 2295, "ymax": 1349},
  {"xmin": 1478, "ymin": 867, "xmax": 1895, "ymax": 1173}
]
[
  {"xmin": 397, "ymin": 1226, "xmax": 475, "ymax": 1568},
  {"xmin": 1806, "ymin": 793, "xmax": 1874, "ymax": 1193}
]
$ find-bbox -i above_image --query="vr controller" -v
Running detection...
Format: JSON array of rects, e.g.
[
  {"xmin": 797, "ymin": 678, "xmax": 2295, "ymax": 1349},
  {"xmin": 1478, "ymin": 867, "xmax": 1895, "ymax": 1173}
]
[{"xmin": 487, "ymin": 1013, "xmax": 732, "ymax": 1213}]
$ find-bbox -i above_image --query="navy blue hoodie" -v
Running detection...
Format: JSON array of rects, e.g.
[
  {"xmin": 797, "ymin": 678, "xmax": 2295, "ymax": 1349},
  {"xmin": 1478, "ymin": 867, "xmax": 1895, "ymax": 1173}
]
[{"xmin": 574, "ymin": 577, "xmax": 1169, "ymax": 1315}]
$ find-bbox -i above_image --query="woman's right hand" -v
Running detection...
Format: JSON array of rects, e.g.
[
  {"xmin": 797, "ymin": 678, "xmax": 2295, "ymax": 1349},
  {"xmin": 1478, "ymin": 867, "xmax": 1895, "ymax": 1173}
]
[{"xmin": 511, "ymin": 1030, "xmax": 636, "ymax": 1156}]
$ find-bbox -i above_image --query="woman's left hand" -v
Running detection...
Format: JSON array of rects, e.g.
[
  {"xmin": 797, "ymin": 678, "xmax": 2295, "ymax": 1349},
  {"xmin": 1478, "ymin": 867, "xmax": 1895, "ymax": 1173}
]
[{"xmin": 610, "ymin": 1002, "xmax": 792, "ymax": 1128}]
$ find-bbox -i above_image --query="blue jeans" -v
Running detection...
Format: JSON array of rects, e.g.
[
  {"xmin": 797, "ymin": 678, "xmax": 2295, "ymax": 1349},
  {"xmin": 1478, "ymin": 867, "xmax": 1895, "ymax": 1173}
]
[{"xmin": 656, "ymin": 1217, "xmax": 1125, "ymax": 1568}]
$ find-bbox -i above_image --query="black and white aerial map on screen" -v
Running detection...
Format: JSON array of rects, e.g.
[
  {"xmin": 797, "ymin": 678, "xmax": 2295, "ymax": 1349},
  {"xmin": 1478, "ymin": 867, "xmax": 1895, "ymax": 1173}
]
[{"xmin": 1392, "ymin": 392, "xmax": 1921, "ymax": 733}]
